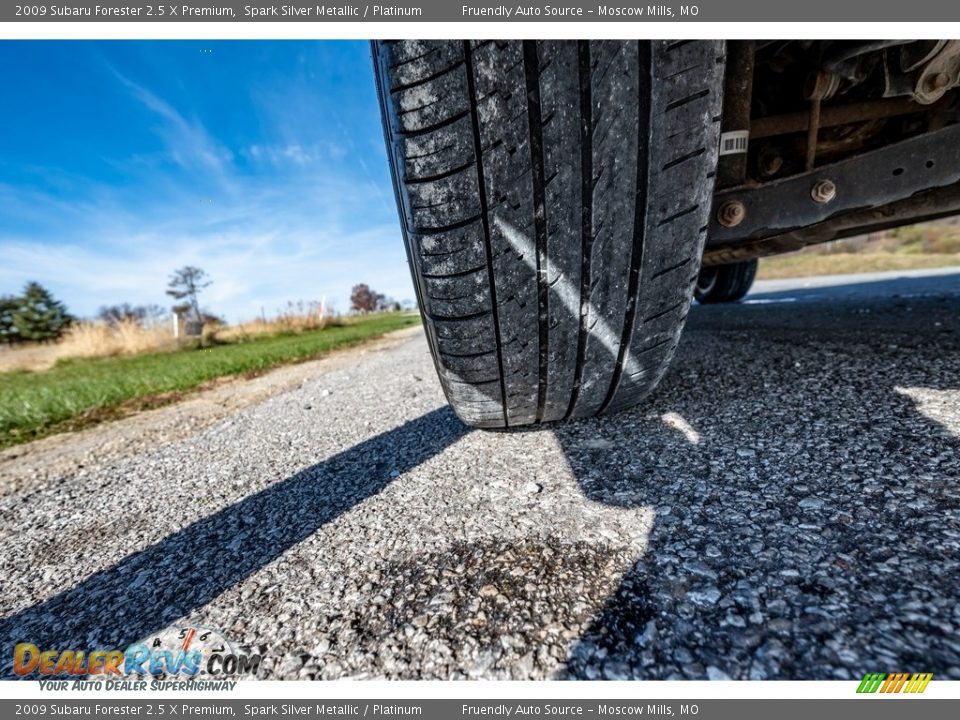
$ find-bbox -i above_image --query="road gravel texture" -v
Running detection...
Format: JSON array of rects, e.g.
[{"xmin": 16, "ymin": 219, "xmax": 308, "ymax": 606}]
[{"xmin": 1, "ymin": 269, "xmax": 958, "ymax": 680}]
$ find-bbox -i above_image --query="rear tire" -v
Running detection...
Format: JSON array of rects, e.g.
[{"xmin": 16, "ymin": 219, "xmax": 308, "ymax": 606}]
[
  {"xmin": 373, "ymin": 40, "xmax": 725, "ymax": 428},
  {"xmin": 694, "ymin": 259, "xmax": 758, "ymax": 304}
]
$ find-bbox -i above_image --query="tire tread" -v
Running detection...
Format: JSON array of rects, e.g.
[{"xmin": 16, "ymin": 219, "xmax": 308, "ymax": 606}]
[{"xmin": 373, "ymin": 40, "xmax": 725, "ymax": 427}]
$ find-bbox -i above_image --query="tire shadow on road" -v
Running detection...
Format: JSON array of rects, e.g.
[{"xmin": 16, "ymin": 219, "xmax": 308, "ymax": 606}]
[
  {"xmin": 0, "ymin": 406, "xmax": 468, "ymax": 677},
  {"xmin": 558, "ymin": 293, "xmax": 960, "ymax": 679}
]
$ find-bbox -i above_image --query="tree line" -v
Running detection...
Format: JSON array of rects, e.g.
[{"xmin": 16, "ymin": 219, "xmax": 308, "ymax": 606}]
[{"xmin": 1, "ymin": 273, "xmax": 403, "ymax": 346}]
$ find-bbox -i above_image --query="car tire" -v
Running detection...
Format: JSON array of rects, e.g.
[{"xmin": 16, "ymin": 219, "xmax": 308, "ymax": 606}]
[
  {"xmin": 694, "ymin": 259, "xmax": 758, "ymax": 304},
  {"xmin": 373, "ymin": 40, "xmax": 725, "ymax": 428}
]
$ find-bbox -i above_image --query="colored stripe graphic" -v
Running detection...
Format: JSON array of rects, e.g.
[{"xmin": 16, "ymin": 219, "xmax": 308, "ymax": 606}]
[
  {"xmin": 904, "ymin": 673, "xmax": 933, "ymax": 693},
  {"xmin": 857, "ymin": 672, "xmax": 932, "ymax": 693},
  {"xmin": 886, "ymin": 673, "xmax": 909, "ymax": 693},
  {"xmin": 857, "ymin": 672, "xmax": 886, "ymax": 693}
]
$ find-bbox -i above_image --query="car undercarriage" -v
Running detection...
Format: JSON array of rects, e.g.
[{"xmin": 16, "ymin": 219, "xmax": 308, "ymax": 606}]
[{"xmin": 705, "ymin": 40, "xmax": 960, "ymax": 265}]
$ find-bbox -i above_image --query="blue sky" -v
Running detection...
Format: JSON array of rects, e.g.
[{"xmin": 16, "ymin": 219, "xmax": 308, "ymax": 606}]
[{"xmin": 0, "ymin": 41, "xmax": 412, "ymax": 321}]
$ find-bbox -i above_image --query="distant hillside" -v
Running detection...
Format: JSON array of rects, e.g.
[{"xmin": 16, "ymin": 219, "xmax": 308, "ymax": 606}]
[{"xmin": 757, "ymin": 217, "xmax": 960, "ymax": 279}]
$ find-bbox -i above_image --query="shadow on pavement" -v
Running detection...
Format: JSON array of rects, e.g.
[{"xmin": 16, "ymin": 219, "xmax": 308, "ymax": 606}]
[
  {"xmin": 0, "ymin": 406, "xmax": 468, "ymax": 677},
  {"xmin": 559, "ymin": 293, "xmax": 960, "ymax": 678}
]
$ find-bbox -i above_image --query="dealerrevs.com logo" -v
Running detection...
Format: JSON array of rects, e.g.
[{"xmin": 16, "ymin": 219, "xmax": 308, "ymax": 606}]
[{"xmin": 13, "ymin": 625, "xmax": 261, "ymax": 689}]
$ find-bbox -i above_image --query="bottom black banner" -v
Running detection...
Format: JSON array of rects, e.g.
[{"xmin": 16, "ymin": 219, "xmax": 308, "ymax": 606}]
[{"xmin": 2, "ymin": 699, "xmax": 955, "ymax": 720}]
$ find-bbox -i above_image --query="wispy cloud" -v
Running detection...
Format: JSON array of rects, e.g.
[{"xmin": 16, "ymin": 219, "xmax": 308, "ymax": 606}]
[
  {"xmin": 109, "ymin": 67, "xmax": 235, "ymax": 180},
  {"xmin": 0, "ymin": 41, "xmax": 411, "ymax": 321},
  {"xmin": 245, "ymin": 143, "xmax": 325, "ymax": 167}
]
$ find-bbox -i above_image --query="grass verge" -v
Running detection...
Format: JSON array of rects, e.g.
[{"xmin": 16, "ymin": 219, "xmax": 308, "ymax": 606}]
[
  {"xmin": 757, "ymin": 252, "xmax": 960, "ymax": 280},
  {"xmin": 0, "ymin": 313, "xmax": 420, "ymax": 450}
]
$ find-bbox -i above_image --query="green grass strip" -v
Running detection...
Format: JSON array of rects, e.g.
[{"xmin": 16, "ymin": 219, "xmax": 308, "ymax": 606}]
[{"xmin": 0, "ymin": 313, "xmax": 420, "ymax": 449}]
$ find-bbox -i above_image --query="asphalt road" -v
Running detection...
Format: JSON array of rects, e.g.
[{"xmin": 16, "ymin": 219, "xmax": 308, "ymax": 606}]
[{"xmin": 1, "ymin": 268, "xmax": 958, "ymax": 680}]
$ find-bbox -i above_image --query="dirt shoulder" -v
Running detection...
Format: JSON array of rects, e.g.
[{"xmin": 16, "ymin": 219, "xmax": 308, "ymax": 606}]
[{"xmin": 0, "ymin": 326, "xmax": 423, "ymax": 497}]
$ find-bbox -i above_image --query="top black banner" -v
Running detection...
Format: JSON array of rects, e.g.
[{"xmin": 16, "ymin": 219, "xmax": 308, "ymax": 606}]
[{"xmin": 4, "ymin": 1, "xmax": 959, "ymax": 22}]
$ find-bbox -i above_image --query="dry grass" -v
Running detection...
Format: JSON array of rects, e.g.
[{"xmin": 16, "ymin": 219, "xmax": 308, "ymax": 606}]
[
  {"xmin": 0, "ymin": 345, "xmax": 61, "ymax": 373},
  {"xmin": 59, "ymin": 319, "xmax": 176, "ymax": 358},
  {"xmin": 0, "ymin": 302, "xmax": 338, "ymax": 373},
  {"xmin": 0, "ymin": 320, "xmax": 176, "ymax": 372},
  {"xmin": 218, "ymin": 302, "xmax": 335, "ymax": 342}
]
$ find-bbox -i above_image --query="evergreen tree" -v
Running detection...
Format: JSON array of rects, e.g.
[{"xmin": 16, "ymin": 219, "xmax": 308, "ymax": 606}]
[
  {"xmin": 10, "ymin": 282, "xmax": 74, "ymax": 342},
  {"xmin": 0, "ymin": 295, "xmax": 19, "ymax": 344}
]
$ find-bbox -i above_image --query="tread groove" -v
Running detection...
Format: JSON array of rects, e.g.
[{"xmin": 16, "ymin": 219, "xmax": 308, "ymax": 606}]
[
  {"xmin": 425, "ymin": 308, "xmax": 490, "ymax": 322},
  {"xmin": 600, "ymin": 40, "xmax": 652, "ymax": 415},
  {"xmin": 397, "ymin": 110, "xmax": 471, "ymax": 139},
  {"xmin": 445, "ymin": 374, "xmax": 500, "ymax": 385},
  {"xmin": 643, "ymin": 300, "xmax": 685, "ymax": 323},
  {"xmin": 406, "ymin": 160, "xmax": 476, "ymax": 185},
  {"xmin": 665, "ymin": 63, "xmax": 700, "ymax": 80},
  {"xmin": 464, "ymin": 40, "xmax": 509, "ymax": 427},
  {"xmin": 658, "ymin": 204, "xmax": 699, "ymax": 227},
  {"xmin": 389, "ymin": 46, "xmax": 438, "ymax": 70},
  {"xmin": 421, "ymin": 264, "xmax": 487, "ymax": 280},
  {"xmin": 662, "ymin": 147, "xmax": 706, "ymax": 171},
  {"xmin": 565, "ymin": 40, "xmax": 593, "ymax": 419},
  {"xmin": 524, "ymin": 40, "xmax": 550, "ymax": 424},
  {"xmin": 414, "ymin": 214, "xmax": 483, "ymax": 235},
  {"xmin": 665, "ymin": 88, "xmax": 710, "ymax": 112},
  {"xmin": 427, "ymin": 289, "xmax": 482, "ymax": 302},
  {"xmin": 407, "ymin": 143, "xmax": 455, "ymax": 160},
  {"xmin": 651, "ymin": 257, "xmax": 692, "ymax": 280},
  {"xmin": 398, "ymin": 96, "xmax": 442, "ymax": 116},
  {"xmin": 439, "ymin": 348, "xmax": 498, "ymax": 359},
  {"xmin": 390, "ymin": 60, "xmax": 465, "ymax": 94},
  {"xmin": 636, "ymin": 336, "xmax": 672, "ymax": 355}
]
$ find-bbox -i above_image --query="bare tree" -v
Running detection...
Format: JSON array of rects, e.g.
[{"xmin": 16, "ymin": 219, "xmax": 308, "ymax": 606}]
[
  {"xmin": 166, "ymin": 267, "xmax": 211, "ymax": 321},
  {"xmin": 350, "ymin": 283, "xmax": 384, "ymax": 313},
  {"xmin": 97, "ymin": 303, "xmax": 167, "ymax": 326}
]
